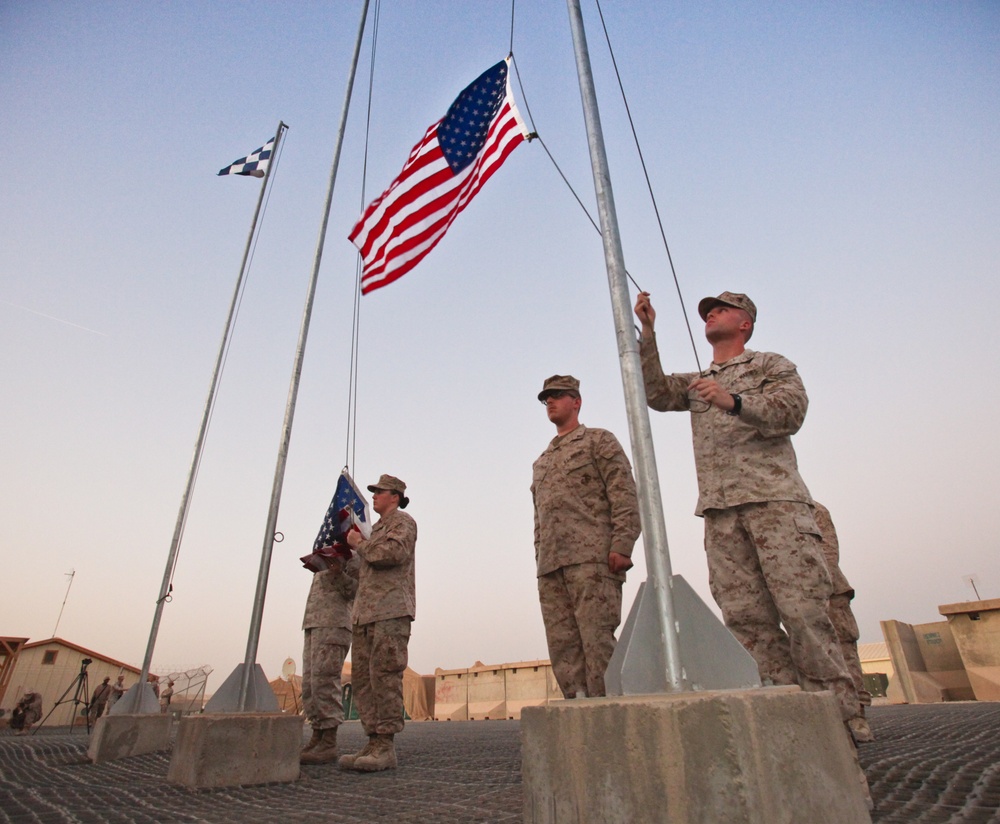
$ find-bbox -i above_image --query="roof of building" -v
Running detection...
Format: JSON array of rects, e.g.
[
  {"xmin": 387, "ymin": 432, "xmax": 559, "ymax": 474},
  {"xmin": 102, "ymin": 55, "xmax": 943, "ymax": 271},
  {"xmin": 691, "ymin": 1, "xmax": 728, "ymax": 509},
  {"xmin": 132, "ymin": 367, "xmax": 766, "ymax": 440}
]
[
  {"xmin": 858, "ymin": 641, "xmax": 890, "ymax": 662},
  {"xmin": 21, "ymin": 637, "xmax": 141, "ymax": 673}
]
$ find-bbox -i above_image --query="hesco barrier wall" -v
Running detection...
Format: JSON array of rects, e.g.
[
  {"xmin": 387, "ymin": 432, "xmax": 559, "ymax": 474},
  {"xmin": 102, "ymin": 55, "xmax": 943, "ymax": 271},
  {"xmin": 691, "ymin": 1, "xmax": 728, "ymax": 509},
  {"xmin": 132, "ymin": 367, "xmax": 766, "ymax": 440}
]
[{"xmin": 434, "ymin": 660, "xmax": 560, "ymax": 720}]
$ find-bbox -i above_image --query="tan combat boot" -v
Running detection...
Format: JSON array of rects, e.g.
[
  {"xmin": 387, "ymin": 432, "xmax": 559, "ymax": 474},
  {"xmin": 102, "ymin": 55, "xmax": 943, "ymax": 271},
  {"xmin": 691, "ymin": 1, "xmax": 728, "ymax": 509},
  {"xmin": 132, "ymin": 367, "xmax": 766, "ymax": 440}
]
[
  {"xmin": 848, "ymin": 714, "xmax": 875, "ymax": 743},
  {"xmin": 301, "ymin": 726, "xmax": 323, "ymax": 755},
  {"xmin": 300, "ymin": 726, "xmax": 338, "ymax": 765},
  {"xmin": 338, "ymin": 735, "xmax": 376, "ymax": 770},
  {"xmin": 354, "ymin": 733, "xmax": 397, "ymax": 772}
]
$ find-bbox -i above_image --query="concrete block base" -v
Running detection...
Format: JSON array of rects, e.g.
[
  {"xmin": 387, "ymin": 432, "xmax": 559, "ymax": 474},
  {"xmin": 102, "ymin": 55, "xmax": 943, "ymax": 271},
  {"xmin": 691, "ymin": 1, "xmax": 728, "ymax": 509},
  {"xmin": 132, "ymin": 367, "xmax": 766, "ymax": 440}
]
[
  {"xmin": 522, "ymin": 686, "xmax": 871, "ymax": 824},
  {"xmin": 87, "ymin": 714, "xmax": 172, "ymax": 763},
  {"xmin": 166, "ymin": 713, "xmax": 302, "ymax": 788}
]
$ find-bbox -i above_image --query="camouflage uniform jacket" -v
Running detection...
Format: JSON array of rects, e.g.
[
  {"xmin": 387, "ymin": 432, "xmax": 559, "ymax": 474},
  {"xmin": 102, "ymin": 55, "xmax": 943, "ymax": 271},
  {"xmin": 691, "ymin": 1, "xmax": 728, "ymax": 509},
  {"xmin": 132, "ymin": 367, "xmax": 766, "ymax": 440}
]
[
  {"xmin": 302, "ymin": 555, "xmax": 360, "ymax": 631},
  {"xmin": 532, "ymin": 424, "xmax": 641, "ymax": 579},
  {"xmin": 640, "ymin": 333, "xmax": 812, "ymax": 516},
  {"xmin": 352, "ymin": 508, "xmax": 417, "ymax": 625}
]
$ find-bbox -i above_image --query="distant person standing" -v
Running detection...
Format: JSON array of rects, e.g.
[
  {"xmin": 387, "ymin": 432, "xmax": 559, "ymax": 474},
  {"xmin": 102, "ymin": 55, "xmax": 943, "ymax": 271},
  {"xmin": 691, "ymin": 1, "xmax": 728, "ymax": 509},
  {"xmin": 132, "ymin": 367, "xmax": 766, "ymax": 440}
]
[
  {"xmin": 89, "ymin": 677, "xmax": 112, "ymax": 722},
  {"xmin": 108, "ymin": 674, "xmax": 126, "ymax": 710},
  {"xmin": 813, "ymin": 502, "xmax": 874, "ymax": 742},
  {"xmin": 13, "ymin": 690, "xmax": 42, "ymax": 735},
  {"xmin": 532, "ymin": 375, "xmax": 641, "ymax": 699},
  {"xmin": 340, "ymin": 474, "xmax": 417, "ymax": 773},
  {"xmin": 299, "ymin": 553, "xmax": 360, "ymax": 765},
  {"xmin": 634, "ymin": 290, "xmax": 858, "ymax": 723},
  {"xmin": 159, "ymin": 680, "xmax": 174, "ymax": 714}
]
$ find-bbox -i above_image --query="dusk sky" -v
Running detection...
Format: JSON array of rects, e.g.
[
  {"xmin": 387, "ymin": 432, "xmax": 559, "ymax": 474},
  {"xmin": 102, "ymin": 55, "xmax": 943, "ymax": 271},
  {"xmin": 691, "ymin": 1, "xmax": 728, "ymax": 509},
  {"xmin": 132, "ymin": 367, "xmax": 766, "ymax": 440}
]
[{"xmin": 3, "ymin": 1, "xmax": 998, "ymax": 689}]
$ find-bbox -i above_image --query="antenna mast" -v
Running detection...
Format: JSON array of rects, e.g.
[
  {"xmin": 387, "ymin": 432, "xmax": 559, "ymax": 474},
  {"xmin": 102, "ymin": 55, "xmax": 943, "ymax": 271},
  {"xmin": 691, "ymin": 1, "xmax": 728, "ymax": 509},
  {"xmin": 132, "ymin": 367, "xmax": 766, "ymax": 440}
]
[{"xmin": 52, "ymin": 569, "xmax": 76, "ymax": 637}]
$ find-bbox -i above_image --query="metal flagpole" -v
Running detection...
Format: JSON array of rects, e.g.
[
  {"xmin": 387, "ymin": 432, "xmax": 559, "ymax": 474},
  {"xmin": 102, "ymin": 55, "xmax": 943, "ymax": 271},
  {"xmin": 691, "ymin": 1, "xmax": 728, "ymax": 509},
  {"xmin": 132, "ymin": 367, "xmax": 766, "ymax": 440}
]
[
  {"xmin": 234, "ymin": 0, "xmax": 371, "ymax": 711},
  {"xmin": 565, "ymin": 0, "xmax": 684, "ymax": 692},
  {"xmin": 124, "ymin": 120, "xmax": 288, "ymax": 714}
]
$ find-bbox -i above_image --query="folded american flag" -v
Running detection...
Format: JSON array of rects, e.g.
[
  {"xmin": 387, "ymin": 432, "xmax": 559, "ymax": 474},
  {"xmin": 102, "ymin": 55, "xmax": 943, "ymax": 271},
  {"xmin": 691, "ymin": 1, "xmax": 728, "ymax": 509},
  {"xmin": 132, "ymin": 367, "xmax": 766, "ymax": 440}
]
[{"xmin": 300, "ymin": 470, "xmax": 371, "ymax": 572}]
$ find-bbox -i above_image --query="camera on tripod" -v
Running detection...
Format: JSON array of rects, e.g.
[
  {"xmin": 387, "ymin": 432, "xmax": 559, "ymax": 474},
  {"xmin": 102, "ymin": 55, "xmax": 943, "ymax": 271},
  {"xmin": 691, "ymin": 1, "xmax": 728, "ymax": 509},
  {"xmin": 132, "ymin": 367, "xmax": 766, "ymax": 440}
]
[{"xmin": 80, "ymin": 658, "xmax": 92, "ymax": 669}]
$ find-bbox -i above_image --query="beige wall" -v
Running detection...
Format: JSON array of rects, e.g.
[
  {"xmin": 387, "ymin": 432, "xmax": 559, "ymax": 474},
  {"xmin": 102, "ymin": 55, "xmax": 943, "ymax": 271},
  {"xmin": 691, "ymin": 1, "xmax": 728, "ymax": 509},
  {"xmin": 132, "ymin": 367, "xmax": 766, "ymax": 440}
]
[
  {"xmin": 940, "ymin": 598, "xmax": 1000, "ymax": 701},
  {"xmin": 434, "ymin": 660, "xmax": 561, "ymax": 721}
]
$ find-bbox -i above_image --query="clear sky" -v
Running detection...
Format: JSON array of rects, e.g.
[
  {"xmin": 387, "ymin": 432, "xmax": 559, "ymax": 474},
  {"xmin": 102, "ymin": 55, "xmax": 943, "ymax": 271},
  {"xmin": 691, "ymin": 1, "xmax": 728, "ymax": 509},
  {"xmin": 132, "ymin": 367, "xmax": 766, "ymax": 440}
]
[{"xmin": 3, "ymin": 1, "xmax": 998, "ymax": 687}]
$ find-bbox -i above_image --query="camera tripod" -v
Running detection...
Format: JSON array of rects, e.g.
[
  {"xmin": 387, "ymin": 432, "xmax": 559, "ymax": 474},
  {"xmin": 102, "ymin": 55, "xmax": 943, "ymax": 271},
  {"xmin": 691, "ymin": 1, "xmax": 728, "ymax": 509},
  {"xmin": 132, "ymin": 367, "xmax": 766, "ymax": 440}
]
[{"xmin": 35, "ymin": 658, "xmax": 92, "ymax": 734}]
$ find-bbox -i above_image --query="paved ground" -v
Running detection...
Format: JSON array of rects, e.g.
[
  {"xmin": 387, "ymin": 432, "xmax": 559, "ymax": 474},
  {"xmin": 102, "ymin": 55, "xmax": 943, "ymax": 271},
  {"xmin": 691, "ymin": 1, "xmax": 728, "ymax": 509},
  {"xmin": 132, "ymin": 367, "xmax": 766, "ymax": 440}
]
[{"xmin": 2, "ymin": 702, "xmax": 999, "ymax": 823}]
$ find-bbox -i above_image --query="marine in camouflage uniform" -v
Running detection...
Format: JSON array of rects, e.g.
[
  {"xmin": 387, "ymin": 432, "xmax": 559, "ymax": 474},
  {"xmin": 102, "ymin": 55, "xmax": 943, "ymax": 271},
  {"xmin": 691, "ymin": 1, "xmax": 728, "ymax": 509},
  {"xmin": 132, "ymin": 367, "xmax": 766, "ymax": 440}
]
[
  {"xmin": 300, "ymin": 553, "xmax": 360, "ymax": 763},
  {"xmin": 340, "ymin": 473, "xmax": 417, "ymax": 772},
  {"xmin": 634, "ymin": 290, "xmax": 858, "ymax": 722},
  {"xmin": 813, "ymin": 502, "xmax": 875, "ymax": 742},
  {"xmin": 532, "ymin": 375, "xmax": 641, "ymax": 699}
]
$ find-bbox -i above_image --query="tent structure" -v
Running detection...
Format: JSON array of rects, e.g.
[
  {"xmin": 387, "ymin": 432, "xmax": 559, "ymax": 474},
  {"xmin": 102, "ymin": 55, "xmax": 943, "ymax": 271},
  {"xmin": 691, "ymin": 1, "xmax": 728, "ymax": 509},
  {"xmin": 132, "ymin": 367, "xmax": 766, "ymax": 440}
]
[
  {"xmin": 268, "ymin": 664, "xmax": 431, "ymax": 720},
  {"xmin": 343, "ymin": 662, "xmax": 432, "ymax": 721}
]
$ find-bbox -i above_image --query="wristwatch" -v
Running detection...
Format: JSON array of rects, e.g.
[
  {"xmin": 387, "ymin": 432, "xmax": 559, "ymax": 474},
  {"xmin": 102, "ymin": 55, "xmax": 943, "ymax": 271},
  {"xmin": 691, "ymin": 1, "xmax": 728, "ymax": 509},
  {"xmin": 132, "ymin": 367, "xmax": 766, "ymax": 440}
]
[{"xmin": 726, "ymin": 394, "xmax": 742, "ymax": 416}]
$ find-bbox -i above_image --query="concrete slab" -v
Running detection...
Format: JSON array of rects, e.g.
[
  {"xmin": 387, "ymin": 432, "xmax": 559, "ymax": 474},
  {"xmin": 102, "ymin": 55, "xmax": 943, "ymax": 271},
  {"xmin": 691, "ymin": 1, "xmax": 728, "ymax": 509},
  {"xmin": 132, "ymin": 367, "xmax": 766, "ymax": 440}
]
[
  {"xmin": 521, "ymin": 686, "xmax": 871, "ymax": 824},
  {"xmin": 87, "ymin": 714, "xmax": 172, "ymax": 763},
  {"xmin": 166, "ymin": 713, "xmax": 302, "ymax": 788}
]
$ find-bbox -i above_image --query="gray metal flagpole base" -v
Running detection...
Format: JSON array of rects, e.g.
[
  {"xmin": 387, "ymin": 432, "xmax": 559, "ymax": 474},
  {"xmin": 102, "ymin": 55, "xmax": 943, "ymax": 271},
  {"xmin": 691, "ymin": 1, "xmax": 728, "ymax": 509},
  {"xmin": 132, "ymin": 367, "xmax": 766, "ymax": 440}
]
[
  {"xmin": 606, "ymin": 575, "xmax": 761, "ymax": 695},
  {"xmin": 204, "ymin": 664, "xmax": 279, "ymax": 713},
  {"xmin": 108, "ymin": 683, "xmax": 160, "ymax": 715}
]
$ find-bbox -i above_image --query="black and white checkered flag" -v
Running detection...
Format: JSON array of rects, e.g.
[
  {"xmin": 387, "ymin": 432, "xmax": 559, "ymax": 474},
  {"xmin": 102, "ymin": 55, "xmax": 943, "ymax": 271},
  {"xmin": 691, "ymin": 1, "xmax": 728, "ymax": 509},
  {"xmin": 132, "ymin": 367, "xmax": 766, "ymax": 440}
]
[{"xmin": 218, "ymin": 137, "xmax": 275, "ymax": 177}]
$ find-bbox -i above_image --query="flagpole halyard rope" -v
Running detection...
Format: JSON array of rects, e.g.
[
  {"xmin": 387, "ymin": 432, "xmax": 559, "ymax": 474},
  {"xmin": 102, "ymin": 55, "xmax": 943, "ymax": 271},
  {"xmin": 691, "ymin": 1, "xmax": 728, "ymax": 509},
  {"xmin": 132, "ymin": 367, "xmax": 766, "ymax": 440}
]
[
  {"xmin": 345, "ymin": 0, "xmax": 382, "ymax": 475},
  {"xmin": 593, "ymin": 0, "xmax": 702, "ymax": 373},
  {"xmin": 509, "ymin": 53, "xmax": 643, "ymax": 296}
]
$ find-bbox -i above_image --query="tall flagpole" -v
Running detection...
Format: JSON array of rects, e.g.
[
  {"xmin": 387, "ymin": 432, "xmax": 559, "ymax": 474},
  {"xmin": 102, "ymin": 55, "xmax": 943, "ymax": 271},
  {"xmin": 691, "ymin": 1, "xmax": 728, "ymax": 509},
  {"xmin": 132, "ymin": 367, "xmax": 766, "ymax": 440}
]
[
  {"xmin": 125, "ymin": 120, "xmax": 288, "ymax": 713},
  {"xmin": 565, "ymin": 0, "xmax": 684, "ymax": 691},
  {"xmin": 235, "ymin": 0, "xmax": 371, "ymax": 711}
]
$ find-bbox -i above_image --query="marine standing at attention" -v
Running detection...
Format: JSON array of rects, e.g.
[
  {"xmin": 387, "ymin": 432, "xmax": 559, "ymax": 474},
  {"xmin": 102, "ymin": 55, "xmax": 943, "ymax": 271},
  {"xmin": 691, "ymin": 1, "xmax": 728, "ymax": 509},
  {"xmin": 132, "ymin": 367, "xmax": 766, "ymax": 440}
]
[{"xmin": 532, "ymin": 375, "xmax": 641, "ymax": 699}]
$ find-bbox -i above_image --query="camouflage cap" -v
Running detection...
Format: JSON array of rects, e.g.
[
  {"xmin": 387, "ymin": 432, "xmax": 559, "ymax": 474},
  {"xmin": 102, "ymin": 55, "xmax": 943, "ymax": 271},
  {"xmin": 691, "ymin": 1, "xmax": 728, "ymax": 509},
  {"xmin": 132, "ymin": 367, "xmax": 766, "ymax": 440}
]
[
  {"xmin": 367, "ymin": 474, "xmax": 407, "ymax": 495},
  {"xmin": 697, "ymin": 291, "xmax": 757, "ymax": 323},
  {"xmin": 537, "ymin": 374, "xmax": 581, "ymax": 402},
  {"xmin": 367, "ymin": 473, "xmax": 410, "ymax": 508}
]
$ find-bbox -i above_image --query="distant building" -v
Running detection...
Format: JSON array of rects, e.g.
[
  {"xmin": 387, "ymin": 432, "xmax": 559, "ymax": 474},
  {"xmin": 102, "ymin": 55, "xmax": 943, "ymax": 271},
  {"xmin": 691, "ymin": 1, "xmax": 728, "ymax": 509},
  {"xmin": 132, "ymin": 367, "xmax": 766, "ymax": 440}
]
[{"xmin": 1, "ymin": 638, "xmax": 140, "ymax": 728}]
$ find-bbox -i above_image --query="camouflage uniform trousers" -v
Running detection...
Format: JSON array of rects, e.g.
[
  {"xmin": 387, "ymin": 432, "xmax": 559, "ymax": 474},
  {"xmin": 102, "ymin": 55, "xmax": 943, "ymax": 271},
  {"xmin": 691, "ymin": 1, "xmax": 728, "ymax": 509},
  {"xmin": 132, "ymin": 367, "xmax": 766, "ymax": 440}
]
[
  {"xmin": 302, "ymin": 627, "xmax": 350, "ymax": 730},
  {"xmin": 352, "ymin": 617, "xmax": 411, "ymax": 736},
  {"xmin": 704, "ymin": 500, "xmax": 859, "ymax": 721},
  {"xmin": 538, "ymin": 562, "xmax": 623, "ymax": 698},
  {"xmin": 829, "ymin": 594, "xmax": 873, "ymax": 710}
]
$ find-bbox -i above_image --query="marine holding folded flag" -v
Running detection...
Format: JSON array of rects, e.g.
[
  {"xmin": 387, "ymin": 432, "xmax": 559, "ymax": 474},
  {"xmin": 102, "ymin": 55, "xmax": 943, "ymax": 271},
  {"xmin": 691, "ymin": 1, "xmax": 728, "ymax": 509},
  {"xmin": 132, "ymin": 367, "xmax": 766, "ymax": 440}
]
[
  {"xmin": 532, "ymin": 375, "xmax": 641, "ymax": 699},
  {"xmin": 298, "ymin": 471, "xmax": 366, "ymax": 765}
]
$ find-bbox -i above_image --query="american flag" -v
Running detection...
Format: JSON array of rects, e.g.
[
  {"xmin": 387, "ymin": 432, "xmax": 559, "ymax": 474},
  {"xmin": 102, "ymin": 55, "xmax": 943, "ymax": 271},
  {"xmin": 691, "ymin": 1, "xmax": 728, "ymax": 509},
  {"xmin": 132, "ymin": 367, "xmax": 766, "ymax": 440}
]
[
  {"xmin": 217, "ymin": 137, "xmax": 275, "ymax": 178},
  {"xmin": 300, "ymin": 470, "xmax": 371, "ymax": 572},
  {"xmin": 349, "ymin": 58, "xmax": 529, "ymax": 294}
]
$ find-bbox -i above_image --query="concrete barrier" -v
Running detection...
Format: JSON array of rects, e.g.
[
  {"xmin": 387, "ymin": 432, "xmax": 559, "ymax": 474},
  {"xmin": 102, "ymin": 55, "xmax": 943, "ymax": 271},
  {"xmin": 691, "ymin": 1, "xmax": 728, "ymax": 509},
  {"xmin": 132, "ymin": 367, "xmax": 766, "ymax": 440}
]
[
  {"xmin": 434, "ymin": 668, "xmax": 469, "ymax": 720},
  {"xmin": 940, "ymin": 598, "xmax": 1000, "ymax": 701},
  {"xmin": 505, "ymin": 661, "xmax": 552, "ymax": 719},
  {"xmin": 468, "ymin": 664, "xmax": 506, "ymax": 720},
  {"xmin": 881, "ymin": 618, "xmax": 974, "ymax": 703},
  {"xmin": 522, "ymin": 687, "xmax": 871, "ymax": 824},
  {"xmin": 87, "ymin": 714, "xmax": 172, "ymax": 763},
  {"xmin": 166, "ymin": 713, "xmax": 302, "ymax": 788}
]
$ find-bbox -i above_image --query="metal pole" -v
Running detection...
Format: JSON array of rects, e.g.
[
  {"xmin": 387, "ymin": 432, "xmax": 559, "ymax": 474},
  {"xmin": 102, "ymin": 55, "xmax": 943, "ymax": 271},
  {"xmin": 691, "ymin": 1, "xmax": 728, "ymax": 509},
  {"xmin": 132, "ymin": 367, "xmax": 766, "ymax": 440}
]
[
  {"xmin": 237, "ymin": 0, "xmax": 371, "ymax": 710},
  {"xmin": 565, "ymin": 0, "xmax": 684, "ymax": 691},
  {"xmin": 127, "ymin": 120, "xmax": 287, "ymax": 713}
]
